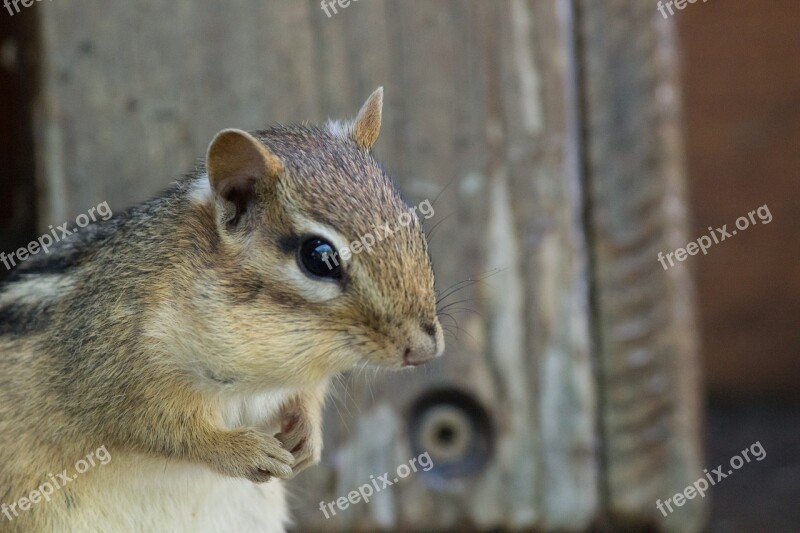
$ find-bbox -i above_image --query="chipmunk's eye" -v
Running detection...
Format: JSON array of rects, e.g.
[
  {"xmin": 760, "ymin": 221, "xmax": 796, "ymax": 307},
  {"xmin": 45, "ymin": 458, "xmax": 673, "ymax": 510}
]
[{"xmin": 298, "ymin": 237, "xmax": 341, "ymax": 280}]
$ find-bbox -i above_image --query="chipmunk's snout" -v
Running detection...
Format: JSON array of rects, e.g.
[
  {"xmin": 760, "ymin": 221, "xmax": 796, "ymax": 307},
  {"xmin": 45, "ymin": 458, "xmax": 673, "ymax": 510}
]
[{"xmin": 402, "ymin": 319, "xmax": 445, "ymax": 367}]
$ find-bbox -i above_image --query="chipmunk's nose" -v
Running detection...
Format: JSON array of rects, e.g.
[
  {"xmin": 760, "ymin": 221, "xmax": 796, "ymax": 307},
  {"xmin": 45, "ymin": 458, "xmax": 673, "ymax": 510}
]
[{"xmin": 402, "ymin": 319, "xmax": 445, "ymax": 367}]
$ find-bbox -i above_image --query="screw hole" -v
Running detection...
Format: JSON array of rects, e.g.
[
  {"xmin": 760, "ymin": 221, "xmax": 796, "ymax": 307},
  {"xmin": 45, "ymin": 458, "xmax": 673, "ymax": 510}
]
[
  {"xmin": 436, "ymin": 424, "xmax": 457, "ymax": 446},
  {"xmin": 407, "ymin": 387, "xmax": 494, "ymax": 483}
]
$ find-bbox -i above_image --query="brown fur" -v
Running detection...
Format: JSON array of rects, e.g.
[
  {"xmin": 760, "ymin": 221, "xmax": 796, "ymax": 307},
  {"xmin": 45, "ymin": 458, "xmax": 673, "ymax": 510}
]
[{"xmin": 0, "ymin": 89, "xmax": 443, "ymax": 531}]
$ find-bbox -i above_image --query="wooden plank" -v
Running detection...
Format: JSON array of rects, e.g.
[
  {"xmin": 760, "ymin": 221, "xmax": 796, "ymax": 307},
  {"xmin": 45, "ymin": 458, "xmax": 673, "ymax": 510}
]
[
  {"xmin": 577, "ymin": 1, "xmax": 706, "ymax": 530},
  {"xmin": 35, "ymin": 0, "xmax": 321, "ymax": 219},
  {"xmin": 29, "ymin": 0, "xmax": 703, "ymax": 530},
  {"xmin": 293, "ymin": 0, "xmax": 599, "ymax": 529}
]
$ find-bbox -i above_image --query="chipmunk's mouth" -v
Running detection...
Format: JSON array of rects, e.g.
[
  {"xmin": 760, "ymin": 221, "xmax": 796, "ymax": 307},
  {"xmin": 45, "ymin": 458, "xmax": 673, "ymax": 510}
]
[
  {"xmin": 356, "ymin": 318, "xmax": 444, "ymax": 370},
  {"xmin": 403, "ymin": 347, "xmax": 433, "ymax": 367}
]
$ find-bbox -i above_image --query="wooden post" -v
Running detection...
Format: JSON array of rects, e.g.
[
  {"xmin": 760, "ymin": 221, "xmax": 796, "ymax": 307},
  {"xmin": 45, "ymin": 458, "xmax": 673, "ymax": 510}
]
[
  {"xmin": 28, "ymin": 0, "xmax": 704, "ymax": 530},
  {"xmin": 578, "ymin": 1, "xmax": 706, "ymax": 530}
]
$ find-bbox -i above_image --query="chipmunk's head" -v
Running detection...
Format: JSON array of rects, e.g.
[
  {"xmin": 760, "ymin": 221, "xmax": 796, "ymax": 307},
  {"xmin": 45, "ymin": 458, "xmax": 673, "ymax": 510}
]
[{"xmin": 199, "ymin": 88, "xmax": 444, "ymax": 388}]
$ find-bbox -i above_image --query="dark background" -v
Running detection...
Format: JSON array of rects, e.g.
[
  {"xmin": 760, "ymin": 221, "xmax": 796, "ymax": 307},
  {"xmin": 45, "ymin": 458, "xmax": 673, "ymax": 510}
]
[{"xmin": 678, "ymin": 0, "xmax": 800, "ymax": 530}]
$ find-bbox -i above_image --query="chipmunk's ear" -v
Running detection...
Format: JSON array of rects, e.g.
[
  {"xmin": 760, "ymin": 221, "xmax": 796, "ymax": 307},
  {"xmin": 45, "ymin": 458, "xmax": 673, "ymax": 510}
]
[
  {"xmin": 206, "ymin": 129, "xmax": 283, "ymax": 227},
  {"xmin": 352, "ymin": 87, "xmax": 383, "ymax": 150}
]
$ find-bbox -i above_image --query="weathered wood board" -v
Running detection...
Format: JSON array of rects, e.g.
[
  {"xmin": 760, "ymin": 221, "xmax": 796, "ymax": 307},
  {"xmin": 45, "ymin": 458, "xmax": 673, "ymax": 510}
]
[
  {"xmin": 578, "ymin": 1, "xmax": 705, "ymax": 530},
  {"xmin": 29, "ymin": 0, "xmax": 703, "ymax": 530}
]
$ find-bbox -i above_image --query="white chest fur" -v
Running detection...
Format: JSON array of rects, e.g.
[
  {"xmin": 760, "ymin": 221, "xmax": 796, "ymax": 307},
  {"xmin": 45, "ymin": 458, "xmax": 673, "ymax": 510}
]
[
  {"xmin": 66, "ymin": 456, "xmax": 289, "ymax": 532},
  {"xmin": 63, "ymin": 389, "xmax": 296, "ymax": 532},
  {"xmin": 216, "ymin": 388, "xmax": 297, "ymax": 432}
]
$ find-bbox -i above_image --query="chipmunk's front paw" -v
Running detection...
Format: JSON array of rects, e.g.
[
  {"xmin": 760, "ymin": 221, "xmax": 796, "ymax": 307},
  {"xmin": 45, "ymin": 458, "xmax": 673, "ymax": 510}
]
[
  {"xmin": 276, "ymin": 410, "xmax": 322, "ymax": 477},
  {"xmin": 211, "ymin": 429, "xmax": 295, "ymax": 483}
]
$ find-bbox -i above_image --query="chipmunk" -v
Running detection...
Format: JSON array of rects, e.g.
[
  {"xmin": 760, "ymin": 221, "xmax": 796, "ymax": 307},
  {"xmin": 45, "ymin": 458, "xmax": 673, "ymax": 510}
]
[{"xmin": 0, "ymin": 88, "xmax": 444, "ymax": 532}]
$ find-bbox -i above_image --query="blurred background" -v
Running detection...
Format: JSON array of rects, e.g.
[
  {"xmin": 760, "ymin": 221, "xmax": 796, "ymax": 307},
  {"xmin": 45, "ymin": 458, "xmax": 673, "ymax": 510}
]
[
  {"xmin": 0, "ymin": 0, "xmax": 798, "ymax": 531},
  {"xmin": 679, "ymin": 1, "xmax": 800, "ymax": 530}
]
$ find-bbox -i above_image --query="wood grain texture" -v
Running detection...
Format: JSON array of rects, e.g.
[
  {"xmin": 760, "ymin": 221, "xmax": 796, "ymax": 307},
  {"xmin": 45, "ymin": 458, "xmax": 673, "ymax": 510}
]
[{"xmin": 578, "ymin": 0, "xmax": 705, "ymax": 530}]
